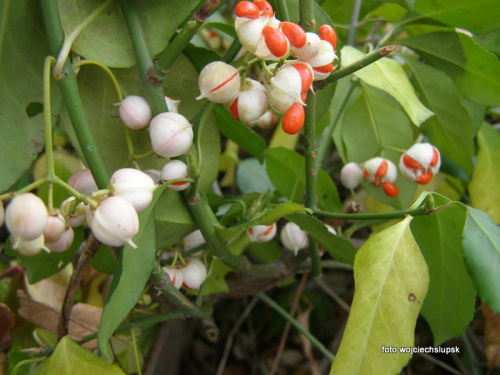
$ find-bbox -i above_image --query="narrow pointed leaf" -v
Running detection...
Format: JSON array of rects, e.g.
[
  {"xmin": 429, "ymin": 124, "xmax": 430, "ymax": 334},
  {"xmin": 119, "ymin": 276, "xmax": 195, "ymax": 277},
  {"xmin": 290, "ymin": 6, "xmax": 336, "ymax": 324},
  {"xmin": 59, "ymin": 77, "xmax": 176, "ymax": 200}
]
[
  {"xmin": 462, "ymin": 208, "xmax": 500, "ymax": 313},
  {"xmin": 98, "ymin": 184, "xmax": 168, "ymax": 357},
  {"xmin": 410, "ymin": 195, "xmax": 475, "ymax": 345},
  {"xmin": 340, "ymin": 46, "xmax": 433, "ymax": 126},
  {"xmin": 330, "ymin": 217, "xmax": 429, "ymax": 375},
  {"xmin": 468, "ymin": 124, "xmax": 500, "ymax": 223},
  {"xmin": 398, "ymin": 32, "xmax": 500, "ymax": 106}
]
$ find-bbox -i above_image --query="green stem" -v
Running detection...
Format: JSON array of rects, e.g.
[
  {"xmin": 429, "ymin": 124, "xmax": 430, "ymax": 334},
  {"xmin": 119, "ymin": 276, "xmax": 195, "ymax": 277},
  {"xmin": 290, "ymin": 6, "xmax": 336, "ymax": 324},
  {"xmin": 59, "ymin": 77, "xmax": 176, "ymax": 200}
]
[
  {"xmin": 184, "ymin": 193, "xmax": 249, "ymax": 270},
  {"xmin": 52, "ymin": 177, "xmax": 99, "ymax": 208},
  {"xmin": 40, "ymin": 0, "xmax": 110, "ymax": 189},
  {"xmin": 303, "ymin": 94, "xmax": 321, "ymax": 277},
  {"xmin": 316, "ymin": 79, "xmax": 357, "ymax": 168},
  {"xmin": 257, "ymin": 292, "xmax": 335, "ymax": 362},
  {"xmin": 315, "ymin": 204, "xmax": 443, "ymax": 221},
  {"xmin": 223, "ymin": 39, "xmax": 242, "ymax": 63},
  {"xmin": 347, "ymin": 0, "xmax": 362, "ymax": 46},
  {"xmin": 314, "ymin": 45, "xmax": 395, "ymax": 91},
  {"xmin": 153, "ymin": 0, "xmax": 222, "ymax": 80},
  {"xmin": 150, "ymin": 264, "xmax": 213, "ymax": 318},
  {"xmin": 118, "ymin": 0, "xmax": 167, "ymax": 115},
  {"xmin": 299, "ymin": 0, "xmax": 316, "ymax": 31},
  {"xmin": 276, "ymin": 0, "xmax": 290, "ymax": 21},
  {"xmin": 0, "ymin": 178, "xmax": 47, "ymax": 201},
  {"xmin": 43, "ymin": 56, "xmax": 56, "ymax": 180},
  {"xmin": 74, "ymin": 60, "xmax": 123, "ymax": 101}
]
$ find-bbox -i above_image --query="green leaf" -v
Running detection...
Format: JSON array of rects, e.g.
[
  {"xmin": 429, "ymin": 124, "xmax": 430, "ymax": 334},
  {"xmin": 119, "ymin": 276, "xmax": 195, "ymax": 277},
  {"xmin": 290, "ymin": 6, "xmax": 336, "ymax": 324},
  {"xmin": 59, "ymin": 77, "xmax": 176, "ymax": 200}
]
[
  {"xmin": 400, "ymin": 0, "xmax": 500, "ymax": 34},
  {"xmin": 403, "ymin": 57, "xmax": 475, "ymax": 176},
  {"xmin": 61, "ymin": 54, "xmax": 202, "ymax": 175},
  {"xmin": 468, "ymin": 124, "xmax": 500, "ymax": 223},
  {"xmin": 375, "ymin": 0, "xmax": 413, "ymax": 11},
  {"xmin": 340, "ymin": 46, "xmax": 433, "ymax": 126},
  {"xmin": 236, "ymin": 158, "xmax": 275, "ymax": 194},
  {"xmin": 330, "ymin": 217, "xmax": 429, "ymax": 375},
  {"xmin": 398, "ymin": 32, "xmax": 500, "ymax": 106},
  {"xmin": 265, "ymin": 147, "xmax": 341, "ymax": 210},
  {"xmin": 58, "ymin": 0, "xmax": 199, "ymax": 68},
  {"xmin": 196, "ymin": 112, "xmax": 221, "ymax": 193},
  {"xmin": 0, "ymin": 0, "xmax": 62, "ymax": 193},
  {"xmin": 202, "ymin": 259, "xmax": 233, "ymax": 296},
  {"xmin": 39, "ymin": 336, "xmax": 125, "ymax": 375},
  {"xmin": 286, "ymin": 213, "xmax": 356, "ymax": 265},
  {"xmin": 98, "ymin": 184, "xmax": 168, "ymax": 357},
  {"xmin": 462, "ymin": 208, "xmax": 500, "ymax": 313},
  {"xmin": 474, "ymin": 29, "xmax": 500, "ymax": 56},
  {"xmin": 90, "ymin": 245, "xmax": 119, "ymax": 275},
  {"xmin": 184, "ymin": 44, "xmax": 221, "ymax": 73},
  {"xmin": 410, "ymin": 195, "xmax": 475, "ymax": 345},
  {"xmin": 6, "ymin": 228, "xmax": 84, "ymax": 284},
  {"xmin": 213, "ymin": 105, "xmax": 267, "ymax": 162}
]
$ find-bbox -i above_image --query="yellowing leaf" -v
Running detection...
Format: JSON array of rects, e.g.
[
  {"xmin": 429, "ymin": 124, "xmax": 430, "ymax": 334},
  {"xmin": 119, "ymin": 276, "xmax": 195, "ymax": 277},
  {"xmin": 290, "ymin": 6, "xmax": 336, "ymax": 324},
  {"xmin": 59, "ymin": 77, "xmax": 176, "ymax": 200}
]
[
  {"xmin": 468, "ymin": 124, "xmax": 500, "ymax": 223},
  {"xmin": 330, "ymin": 217, "xmax": 429, "ymax": 375},
  {"xmin": 341, "ymin": 46, "xmax": 433, "ymax": 126}
]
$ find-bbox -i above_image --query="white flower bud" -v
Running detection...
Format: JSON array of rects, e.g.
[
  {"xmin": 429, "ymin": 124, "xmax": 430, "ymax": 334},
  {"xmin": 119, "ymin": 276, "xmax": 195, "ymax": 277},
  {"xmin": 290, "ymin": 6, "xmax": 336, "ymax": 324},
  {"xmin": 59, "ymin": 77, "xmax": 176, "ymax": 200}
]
[
  {"xmin": 119, "ymin": 95, "xmax": 153, "ymax": 130},
  {"xmin": 228, "ymin": 78, "xmax": 269, "ymax": 123},
  {"xmin": 196, "ymin": 62, "xmax": 241, "ymax": 103},
  {"xmin": 281, "ymin": 222, "xmax": 308, "ymax": 255},
  {"xmin": 6, "ymin": 193, "xmax": 48, "ymax": 241},
  {"xmin": 150, "ymin": 112, "xmax": 194, "ymax": 158},
  {"xmin": 43, "ymin": 213, "xmax": 66, "ymax": 244},
  {"xmin": 46, "ymin": 227, "xmax": 74, "ymax": 253},
  {"xmin": 110, "ymin": 168, "xmax": 156, "ymax": 212},
  {"xmin": 60, "ymin": 197, "xmax": 86, "ymax": 228},
  {"xmin": 181, "ymin": 258, "xmax": 208, "ymax": 290},
  {"xmin": 183, "ymin": 229, "xmax": 206, "ymax": 252},
  {"xmin": 90, "ymin": 196, "xmax": 139, "ymax": 248},
  {"xmin": 68, "ymin": 169, "xmax": 98, "ymax": 195},
  {"xmin": 163, "ymin": 266, "xmax": 184, "ymax": 290},
  {"xmin": 247, "ymin": 223, "xmax": 277, "ymax": 243},
  {"xmin": 160, "ymin": 160, "xmax": 190, "ymax": 191},
  {"xmin": 11, "ymin": 234, "xmax": 45, "ymax": 256},
  {"xmin": 340, "ymin": 162, "xmax": 363, "ymax": 190}
]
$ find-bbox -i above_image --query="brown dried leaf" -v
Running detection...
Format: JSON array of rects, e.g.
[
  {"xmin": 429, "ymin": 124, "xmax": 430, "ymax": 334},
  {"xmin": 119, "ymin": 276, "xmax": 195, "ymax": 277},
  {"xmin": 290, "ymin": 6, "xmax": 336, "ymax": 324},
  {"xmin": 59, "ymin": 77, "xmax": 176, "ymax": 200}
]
[
  {"xmin": 482, "ymin": 302, "xmax": 500, "ymax": 374},
  {"xmin": 17, "ymin": 290, "xmax": 102, "ymax": 349},
  {"xmin": 0, "ymin": 303, "xmax": 16, "ymax": 346},
  {"xmin": 296, "ymin": 308, "xmax": 320, "ymax": 375}
]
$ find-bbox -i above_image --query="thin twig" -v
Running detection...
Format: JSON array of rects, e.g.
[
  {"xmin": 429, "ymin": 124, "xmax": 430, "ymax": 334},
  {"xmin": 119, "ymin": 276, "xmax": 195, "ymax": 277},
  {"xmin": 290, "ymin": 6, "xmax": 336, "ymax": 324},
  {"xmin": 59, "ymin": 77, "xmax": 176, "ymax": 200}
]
[
  {"xmin": 270, "ymin": 272, "xmax": 309, "ymax": 375},
  {"xmin": 216, "ymin": 296, "xmax": 259, "ymax": 375},
  {"xmin": 417, "ymin": 353, "xmax": 463, "ymax": 375},
  {"xmin": 313, "ymin": 278, "xmax": 350, "ymax": 312}
]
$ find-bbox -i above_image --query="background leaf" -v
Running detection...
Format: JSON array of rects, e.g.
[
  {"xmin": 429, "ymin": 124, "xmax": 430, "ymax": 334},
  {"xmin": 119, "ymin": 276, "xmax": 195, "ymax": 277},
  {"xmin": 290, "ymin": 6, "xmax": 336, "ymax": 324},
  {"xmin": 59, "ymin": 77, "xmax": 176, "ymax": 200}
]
[
  {"xmin": 403, "ymin": 57, "xmax": 475, "ymax": 176},
  {"xmin": 410, "ymin": 195, "xmax": 475, "ymax": 345},
  {"xmin": 236, "ymin": 158, "xmax": 275, "ymax": 194},
  {"xmin": 98, "ymin": 184, "xmax": 168, "ymax": 357},
  {"xmin": 39, "ymin": 336, "xmax": 125, "ymax": 375},
  {"xmin": 340, "ymin": 46, "xmax": 433, "ymax": 126},
  {"xmin": 468, "ymin": 124, "xmax": 500, "ymax": 223},
  {"xmin": 330, "ymin": 217, "xmax": 428, "ymax": 375},
  {"xmin": 462, "ymin": 208, "xmax": 500, "ymax": 313},
  {"xmin": 0, "ymin": 0, "xmax": 62, "ymax": 193},
  {"xmin": 58, "ymin": 0, "xmax": 199, "ymax": 68},
  {"xmin": 398, "ymin": 32, "xmax": 500, "ymax": 106}
]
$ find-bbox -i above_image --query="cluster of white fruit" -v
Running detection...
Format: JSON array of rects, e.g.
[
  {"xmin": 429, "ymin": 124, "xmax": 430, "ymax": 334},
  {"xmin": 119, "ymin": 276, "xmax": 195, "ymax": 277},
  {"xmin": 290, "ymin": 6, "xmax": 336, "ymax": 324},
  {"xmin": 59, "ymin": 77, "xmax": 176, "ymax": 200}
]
[
  {"xmin": 340, "ymin": 143, "xmax": 442, "ymax": 197},
  {"xmin": 195, "ymin": 0, "xmax": 338, "ymax": 135},
  {"xmin": 1, "ymin": 167, "xmax": 158, "ymax": 256},
  {"xmin": 246, "ymin": 221, "xmax": 336, "ymax": 255}
]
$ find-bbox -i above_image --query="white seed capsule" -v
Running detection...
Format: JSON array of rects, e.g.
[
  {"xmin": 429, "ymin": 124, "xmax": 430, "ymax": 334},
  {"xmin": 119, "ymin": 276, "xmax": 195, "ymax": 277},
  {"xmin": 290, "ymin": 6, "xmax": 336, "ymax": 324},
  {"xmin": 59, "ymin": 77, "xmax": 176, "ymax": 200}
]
[
  {"xmin": 291, "ymin": 32, "xmax": 321, "ymax": 61},
  {"xmin": 60, "ymin": 197, "xmax": 86, "ymax": 228},
  {"xmin": 163, "ymin": 266, "xmax": 184, "ymax": 290},
  {"xmin": 43, "ymin": 213, "xmax": 67, "ymax": 244},
  {"xmin": 181, "ymin": 258, "xmax": 208, "ymax": 290},
  {"xmin": 196, "ymin": 61, "xmax": 241, "ymax": 103},
  {"xmin": 399, "ymin": 143, "xmax": 441, "ymax": 184},
  {"xmin": 110, "ymin": 168, "xmax": 156, "ymax": 212},
  {"xmin": 183, "ymin": 230, "xmax": 206, "ymax": 252},
  {"xmin": 119, "ymin": 95, "xmax": 153, "ymax": 130},
  {"xmin": 281, "ymin": 222, "xmax": 309, "ymax": 255},
  {"xmin": 90, "ymin": 196, "xmax": 139, "ymax": 248},
  {"xmin": 363, "ymin": 157, "xmax": 398, "ymax": 184},
  {"xmin": 11, "ymin": 234, "xmax": 46, "ymax": 256},
  {"xmin": 68, "ymin": 169, "xmax": 98, "ymax": 195},
  {"xmin": 149, "ymin": 112, "xmax": 194, "ymax": 158},
  {"xmin": 247, "ymin": 223, "xmax": 277, "ymax": 243},
  {"xmin": 6, "ymin": 193, "xmax": 48, "ymax": 241},
  {"xmin": 229, "ymin": 78, "xmax": 269, "ymax": 123},
  {"xmin": 160, "ymin": 160, "xmax": 190, "ymax": 191},
  {"xmin": 165, "ymin": 96, "xmax": 180, "ymax": 114},
  {"xmin": 340, "ymin": 162, "xmax": 363, "ymax": 190},
  {"xmin": 0, "ymin": 201, "xmax": 4, "ymax": 228},
  {"xmin": 143, "ymin": 169, "xmax": 162, "ymax": 184},
  {"xmin": 46, "ymin": 227, "xmax": 74, "ymax": 253}
]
